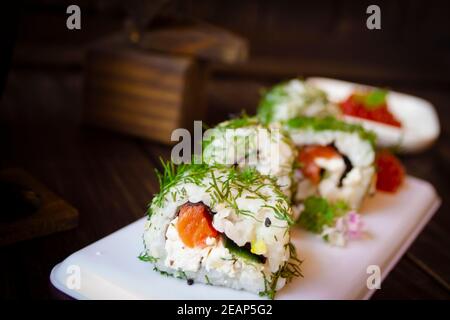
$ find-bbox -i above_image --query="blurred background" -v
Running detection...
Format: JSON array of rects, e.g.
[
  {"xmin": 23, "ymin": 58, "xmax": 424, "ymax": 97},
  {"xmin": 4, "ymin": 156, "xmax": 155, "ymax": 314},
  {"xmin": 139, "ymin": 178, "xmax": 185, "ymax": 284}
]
[{"xmin": 0, "ymin": 0, "xmax": 449, "ymax": 299}]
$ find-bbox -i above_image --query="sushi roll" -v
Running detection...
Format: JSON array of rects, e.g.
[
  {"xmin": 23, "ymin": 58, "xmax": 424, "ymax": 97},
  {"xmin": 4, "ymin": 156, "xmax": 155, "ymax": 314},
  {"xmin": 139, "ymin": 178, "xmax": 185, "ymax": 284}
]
[
  {"xmin": 258, "ymin": 79, "xmax": 338, "ymax": 125},
  {"xmin": 141, "ymin": 163, "xmax": 301, "ymax": 298},
  {"xmin": 202, "ymin": 116, "xmax": 297, "ymax": 199},
  {"xmin": 285, "ymin": 116, "xmax": 377, "ymax": 211}
]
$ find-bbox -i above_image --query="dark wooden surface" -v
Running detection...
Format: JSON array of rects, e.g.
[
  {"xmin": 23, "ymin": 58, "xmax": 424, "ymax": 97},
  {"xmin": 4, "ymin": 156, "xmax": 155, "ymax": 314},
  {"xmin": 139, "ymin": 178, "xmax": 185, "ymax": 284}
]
[
  {"xmin": 0, "ymin": 168, "xmax": 78, "ymax": 247},
  {"xmin": 0, "ymin": 0, "xmax": 449, "ymax": 299}
]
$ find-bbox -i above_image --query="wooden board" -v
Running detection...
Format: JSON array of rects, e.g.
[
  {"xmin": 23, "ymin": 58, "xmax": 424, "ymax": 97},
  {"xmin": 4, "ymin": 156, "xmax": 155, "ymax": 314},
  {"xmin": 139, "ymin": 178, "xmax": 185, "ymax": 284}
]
[{"xmin": 0, "ymin": 168, "xmax": 78, "ymax": 247}]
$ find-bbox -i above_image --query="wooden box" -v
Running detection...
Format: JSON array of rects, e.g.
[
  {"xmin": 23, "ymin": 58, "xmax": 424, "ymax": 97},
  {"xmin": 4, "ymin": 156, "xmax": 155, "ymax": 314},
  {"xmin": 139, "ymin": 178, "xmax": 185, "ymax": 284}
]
[
  {"xmin": 83, "ymin": 24, "xmax": 247, "ymax": 144},
  {"xmin": 84, "ymin": 38, "xmax": 207, "ymax": 144}
]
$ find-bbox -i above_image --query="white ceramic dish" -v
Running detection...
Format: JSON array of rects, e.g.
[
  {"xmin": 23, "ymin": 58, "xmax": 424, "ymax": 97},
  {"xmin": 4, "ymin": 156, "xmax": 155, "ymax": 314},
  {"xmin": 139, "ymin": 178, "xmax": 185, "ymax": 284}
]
[
  {"xmin": 50, "ymin": 176, "xmax": 440, "ymax": 300},
  {"xmin": 305, "ymin": 77, "xmax": 440, "ymax": 153}
]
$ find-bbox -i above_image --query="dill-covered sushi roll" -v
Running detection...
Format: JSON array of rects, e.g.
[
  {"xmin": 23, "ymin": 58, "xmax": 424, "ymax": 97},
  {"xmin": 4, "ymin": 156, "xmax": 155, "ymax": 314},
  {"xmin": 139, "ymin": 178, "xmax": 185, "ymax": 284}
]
[
  {"xmin": 258, "ymin": 79, "xmax": 338, "ymax": 125},
  {"xmin": 141, "ymin": 163, "xmax": 301, "ymax": 298},
  {"xmin": 285, "ymin": 116, "xmax": 377, "ymax": 211},
  {"xmin": 202, "ymin": 116, "xmax": 297, "ymax": 199}
]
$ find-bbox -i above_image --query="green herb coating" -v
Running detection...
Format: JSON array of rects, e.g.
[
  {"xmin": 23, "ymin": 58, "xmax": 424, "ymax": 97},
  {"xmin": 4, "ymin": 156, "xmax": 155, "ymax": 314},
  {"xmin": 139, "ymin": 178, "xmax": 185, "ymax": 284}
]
[{"xmin": 286, "ymin": 116, "xmax": 377, "ymax": 148}]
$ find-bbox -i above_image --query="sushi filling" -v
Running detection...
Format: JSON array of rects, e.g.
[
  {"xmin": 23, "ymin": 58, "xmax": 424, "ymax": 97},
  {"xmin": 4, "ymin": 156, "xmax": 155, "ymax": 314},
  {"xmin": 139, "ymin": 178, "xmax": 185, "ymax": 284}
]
[
  {"xmin": 164, "ymin": 202, "xmax": 265, "ymax": 276},
  {"xmin": 295, "ymin": 144, "xmax": 371, "ymax": 206}
]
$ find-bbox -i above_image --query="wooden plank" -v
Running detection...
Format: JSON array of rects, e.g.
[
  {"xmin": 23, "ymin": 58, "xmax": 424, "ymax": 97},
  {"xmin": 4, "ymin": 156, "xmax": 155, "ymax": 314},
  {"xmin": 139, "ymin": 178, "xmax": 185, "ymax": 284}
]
[
  {"xmin": 86, "ymin": 107, "xmax": 176, "ymax": 142},
  {"xmin": 87, "ymin": 90, "xmax": 181, "ymax": 120},
  {"xmin": 87, "ymin": 74, "xmax": 182, "ymax": 104},
  {"xmin": 89, "ymin": 41, "xmax": 194, "ymax": 74},
  {"xmin": 0, "ymin": 168, "xmax": 78, "ymax": 247},
  {"xmin": 89, "ymin": 57, "xmax": 185, "ymax": 91}
]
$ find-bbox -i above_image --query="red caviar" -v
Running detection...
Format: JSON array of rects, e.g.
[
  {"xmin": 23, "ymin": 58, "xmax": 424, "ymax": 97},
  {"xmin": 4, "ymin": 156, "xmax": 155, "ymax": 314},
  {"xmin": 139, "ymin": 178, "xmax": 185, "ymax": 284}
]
[
  {"xmin": 340, "ymin": 93, "xmax": 402, "ymax": 127},
  {"xmin": 376, "ymin": 150, "xmax": 405, "ymax": 192}
]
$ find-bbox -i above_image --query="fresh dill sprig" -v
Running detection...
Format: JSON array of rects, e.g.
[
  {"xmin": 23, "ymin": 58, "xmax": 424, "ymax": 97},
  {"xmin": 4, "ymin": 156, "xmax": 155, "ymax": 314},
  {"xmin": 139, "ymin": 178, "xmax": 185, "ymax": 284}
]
[
  {"xmin": 262, "ymin": 201, "xmax": 294, "ymax": 226},
  {"xmin": 258, "ymin": 242, "xmax": 302, "ymax": 299},
  {"xmin": 149, "ymin": 160, "xmax": 293, "ymax": 225},
  {"xmin": 207, "ymin": 170, "xmax": 256, "ymax": 219},
  {"xmin": 281, "ymin": 242, "xmax": 303, "ymax": 281},
  {"xmin": 259, "ymin": 271, "xmax": 277, "ymax": 300},
  {"xmin": 138, "ymin": 251, "xmax": 158, "ymax": 263},
  {"xmin": 151, "ymin": 159, "xmax": 210, "ymax": 210},
  {"xmin": 236, "ymin": 166, "xmax": 260, "ymax": 185},
  {"xmin": 153, "ymin": 266, "xmax": 173, "ymax": 277},
  {"xmin": 205, "ymin": 167, "xmax": 292, "ymax": 223},
  {"xmin": 176, "ymin": 270, "xmax": 188, "ymax": 280},
  {"xmin": 152, "ymin": 266, "xmax": 189, "ymax": 280}
]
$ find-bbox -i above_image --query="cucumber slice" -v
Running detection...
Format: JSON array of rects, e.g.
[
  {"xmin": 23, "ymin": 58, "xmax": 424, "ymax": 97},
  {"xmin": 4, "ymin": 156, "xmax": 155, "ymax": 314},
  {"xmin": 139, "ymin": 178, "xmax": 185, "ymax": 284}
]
[{"xmin": 223, "ymin": 236, "xmax": 265, "ymax": 264}]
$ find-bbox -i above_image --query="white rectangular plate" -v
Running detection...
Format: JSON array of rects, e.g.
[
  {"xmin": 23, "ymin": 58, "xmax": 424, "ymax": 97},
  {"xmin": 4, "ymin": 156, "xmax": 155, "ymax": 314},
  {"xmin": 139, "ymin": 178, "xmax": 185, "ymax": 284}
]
[
  {"xmin": 50, "ymin": 176, "xmax": 440, "ymax": 300},
  {"xmin": 305, "ymin": 77, "xmax": 440, "ymax": 153}
]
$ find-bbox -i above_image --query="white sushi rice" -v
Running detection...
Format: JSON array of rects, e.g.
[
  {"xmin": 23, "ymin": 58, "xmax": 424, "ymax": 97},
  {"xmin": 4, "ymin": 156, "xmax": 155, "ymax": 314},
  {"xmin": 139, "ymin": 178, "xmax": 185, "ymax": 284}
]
[
  {"xmin": 259, "ymin": 79, "xmax": 338, "ymax": 123},
  {"xmin": 203, "ymin": 119, "xmax": 296, "ymax": 198},
  {"xmin": 143, "ymin": 167, "xmax": 296, "ymax": 296},
  {"xmin": 288, "ymin": 129, "xmax": 376, "ymax": 210}
]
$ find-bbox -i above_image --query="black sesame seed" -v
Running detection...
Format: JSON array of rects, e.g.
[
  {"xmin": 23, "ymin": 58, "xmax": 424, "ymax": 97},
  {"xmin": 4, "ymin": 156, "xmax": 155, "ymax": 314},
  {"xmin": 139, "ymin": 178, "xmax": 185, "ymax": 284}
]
[
  {"xmin": 265, "ymin": 217, "xmax": 271, "ymax": 227},
  {"xmin": 187, "ymin": 279, "xmax": 194, "ymax": 285}
]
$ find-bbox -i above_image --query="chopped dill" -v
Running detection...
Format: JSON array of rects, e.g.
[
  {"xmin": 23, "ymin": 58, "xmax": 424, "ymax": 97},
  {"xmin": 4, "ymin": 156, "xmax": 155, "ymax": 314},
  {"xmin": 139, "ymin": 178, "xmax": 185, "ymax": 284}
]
[
  {"xmin": 148, "ymin": 159, "xmax": 294, "ymax": 224},
  {"xmin": 258, "ymin": 242, "xmax": 302, "ymax": 299},
  {"xmin": 151, "ymin": 159, "xmax": 210, "ymax": 210},
  {"xmin": 286, "ymin": 116, "xmax": 377, "ymax": 148},
  {"xmin": 153, "ymin": 266, "xmax": 173, "ymax": 277},
  {"xmin": 138, "ymin": 251, "xmax": 158, "ymax": 263},
  {"xmin": 204, "ymin": 275, "xmax": 212, "ymax": 285},
  {"xmin": 152, "ymin": 267, "xmax": 189, "ymax": 281},
  {"xmin": 262, "ymin": 202, "xmax": 294, "ymax": 226},
  {"xmin": 176, "ymin": 271, "xmax": 188, "ymax": 280}
]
